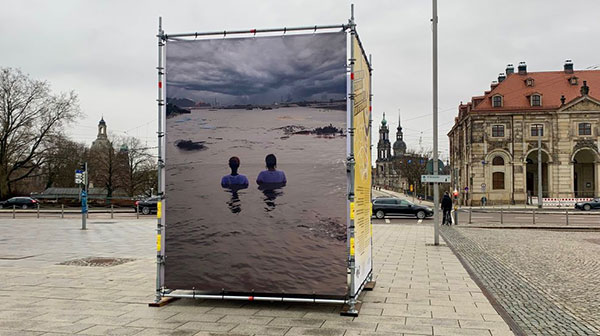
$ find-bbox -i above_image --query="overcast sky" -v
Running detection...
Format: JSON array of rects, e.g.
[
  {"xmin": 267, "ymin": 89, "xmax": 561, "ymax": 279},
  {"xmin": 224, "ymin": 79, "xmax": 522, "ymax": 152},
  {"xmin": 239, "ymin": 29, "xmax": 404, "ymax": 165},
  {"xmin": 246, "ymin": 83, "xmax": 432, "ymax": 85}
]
[
  {"xmin": 166, "ymin": 33, "xmax": 346, "ymax": 105},
  {"xmin": 1, "ymin": 0, "xmax": 599, "ymax": 161}
]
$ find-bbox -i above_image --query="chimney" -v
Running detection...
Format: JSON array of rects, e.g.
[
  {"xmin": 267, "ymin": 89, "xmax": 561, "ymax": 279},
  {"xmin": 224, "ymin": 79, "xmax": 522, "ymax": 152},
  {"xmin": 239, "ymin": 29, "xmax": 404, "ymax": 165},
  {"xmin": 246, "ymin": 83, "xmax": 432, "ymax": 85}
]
[
  {"xmin": 581, "ymin": 81, "xmax": 590, "ymax": 96},
  {"xmin": 498, "ymin": 73, "xmax": 506, "ymax": 82},
  {"xmin": 564, "ymin": 59, "xmax": 574, "ymax": 74},
  {"xmin": 506, "ymin": 64, "xmax": 515, "ymax": 76},
  {"xmin": 518, "ymin": 61, "xmax": 527, "ymax": 75}
]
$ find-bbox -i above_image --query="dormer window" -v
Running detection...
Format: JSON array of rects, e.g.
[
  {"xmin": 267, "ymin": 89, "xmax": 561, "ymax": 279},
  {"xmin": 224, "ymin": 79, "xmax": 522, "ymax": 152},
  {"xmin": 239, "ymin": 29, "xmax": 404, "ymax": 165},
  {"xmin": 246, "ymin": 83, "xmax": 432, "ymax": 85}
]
[
  {"xmin": 531, "ymin": 94, "xmax": 542, "ymax": 107},
  {"xmin": 569, "ymin": 76, "xmax": 578, "ymax": 85},
  {"xmin": 525, "ymin": 78, "xmax": 534, "ymax": 87},
  {"xmin": 492, "ymin": 95, "xmax": 503, "ymax": 107}
]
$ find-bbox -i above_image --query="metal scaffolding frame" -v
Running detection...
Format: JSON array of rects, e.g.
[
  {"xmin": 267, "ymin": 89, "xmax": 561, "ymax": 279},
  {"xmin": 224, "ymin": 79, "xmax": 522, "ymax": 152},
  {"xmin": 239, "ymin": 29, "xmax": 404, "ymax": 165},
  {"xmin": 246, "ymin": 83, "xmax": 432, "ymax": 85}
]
[{"xmin": 154, "ymin": 6, "xmax": 373, "ymax": 310}]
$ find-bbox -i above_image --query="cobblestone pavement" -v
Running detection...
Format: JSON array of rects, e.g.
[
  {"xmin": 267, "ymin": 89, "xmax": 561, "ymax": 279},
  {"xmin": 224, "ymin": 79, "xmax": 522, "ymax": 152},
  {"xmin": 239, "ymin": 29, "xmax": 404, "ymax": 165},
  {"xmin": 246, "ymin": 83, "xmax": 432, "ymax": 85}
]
[
  {"xmin": 0, "ymin": 218, "xmax": 513, "ymax": 335},
  {"xmin": 441, "ymin": 227, "xmax": 600, "ymax": 335}
]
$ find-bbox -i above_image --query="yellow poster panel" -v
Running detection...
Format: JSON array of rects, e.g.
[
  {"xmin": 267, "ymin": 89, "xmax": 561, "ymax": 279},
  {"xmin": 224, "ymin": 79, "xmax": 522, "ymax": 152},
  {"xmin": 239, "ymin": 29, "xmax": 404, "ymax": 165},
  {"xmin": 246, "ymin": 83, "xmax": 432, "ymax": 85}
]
[{"xmin": 352, "ymin": 36, "xmax": 372, "ymax": 293}]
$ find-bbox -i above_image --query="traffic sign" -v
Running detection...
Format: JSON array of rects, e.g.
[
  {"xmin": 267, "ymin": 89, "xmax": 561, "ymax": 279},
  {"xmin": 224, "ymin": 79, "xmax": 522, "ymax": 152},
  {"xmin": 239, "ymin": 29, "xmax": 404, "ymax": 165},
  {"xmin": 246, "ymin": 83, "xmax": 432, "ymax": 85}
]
[{"xmin": 421, "ymin": 175, "xmax": 451, "ymax": 183}]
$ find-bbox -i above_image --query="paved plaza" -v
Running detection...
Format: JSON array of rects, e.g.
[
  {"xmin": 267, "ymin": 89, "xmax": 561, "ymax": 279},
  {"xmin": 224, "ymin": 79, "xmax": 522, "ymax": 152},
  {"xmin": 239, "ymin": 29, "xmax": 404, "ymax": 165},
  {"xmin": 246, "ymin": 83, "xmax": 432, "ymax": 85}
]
[
  {"xmin": 0, "ymin": 218, "xmax": 513, "ymax": 335},
  {"xmin": 441, "ymin": 227, "xmax": 600, "ymax": 335}
]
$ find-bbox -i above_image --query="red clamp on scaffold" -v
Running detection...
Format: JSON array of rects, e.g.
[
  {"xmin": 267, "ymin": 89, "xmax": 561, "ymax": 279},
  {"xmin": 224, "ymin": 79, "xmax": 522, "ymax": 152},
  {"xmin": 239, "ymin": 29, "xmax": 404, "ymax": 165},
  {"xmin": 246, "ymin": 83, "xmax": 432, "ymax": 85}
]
[
  {"xmin": 350, "ymin": 73, "xmax": 354, "ymax": 80},
  {"xmin": 158, "ymin": 81, "xmax": 162, "ymax": 89}
]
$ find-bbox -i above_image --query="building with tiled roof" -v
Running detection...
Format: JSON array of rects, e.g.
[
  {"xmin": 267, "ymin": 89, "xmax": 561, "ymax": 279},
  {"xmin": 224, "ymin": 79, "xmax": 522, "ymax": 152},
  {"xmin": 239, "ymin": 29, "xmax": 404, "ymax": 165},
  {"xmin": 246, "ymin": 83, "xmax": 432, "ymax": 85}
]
[{"xmin": 448, "ymin": 61, "xmax": 600, "ymax": 205}]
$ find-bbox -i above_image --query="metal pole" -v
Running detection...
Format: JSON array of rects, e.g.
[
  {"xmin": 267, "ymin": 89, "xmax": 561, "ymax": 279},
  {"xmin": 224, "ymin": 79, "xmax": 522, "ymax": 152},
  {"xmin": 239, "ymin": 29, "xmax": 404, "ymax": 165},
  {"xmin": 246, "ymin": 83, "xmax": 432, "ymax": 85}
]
[
  {"xmin": 37, "ymin": 203, "xmax": 39, "ymax": 218},
  {"xmin": 538, "ymin": 126, "xmax": 543, "ymax": 208},
  {"xmin": 500, "ymin": 206, "xmax": 503, "ymax": 224},
  {"xmin": 432, "ymin": 0, "xmax": 440, "ymax": 245},
  {"xmin": 469, "ymin": 206, "xmax": 472, "ymax": 223},
  {"xmin": 346, "ymin": 3, "xmax": 358, "ymax": 315},
  {"xmin": 136, "ymin": 203, "xmax": 139, "ymax": 219},
  {"xmin": 61, "ymin": 204, "xmax": 64, "ymax": 219},
  {"xmin": 155, "ymin": 16, "xmax": 166, "ymax": 304},
  {"xmin": 82, "ymin": 162, "xmax": 87, "ymax": 230},
  {"xmin": 533, "ymin": 208, "xmax": 535, "ymax": 225},
  {"xmin": 566, "ymin": 208, "xmax": 569, "ymax": 225},
  {"xmin": 12, "ymin": 205, "xmax": 15, "ymax": 219},
  {"xmin": 165, "ymin": 24, "xmax": 348, "ymax": 39},
  {"xmin": 111, "ymin": 204, "xmax": 114, "ymax": 219},
  {"xmin": 368, "ymin": 53, "xmax": 374, "ymax": 283}
]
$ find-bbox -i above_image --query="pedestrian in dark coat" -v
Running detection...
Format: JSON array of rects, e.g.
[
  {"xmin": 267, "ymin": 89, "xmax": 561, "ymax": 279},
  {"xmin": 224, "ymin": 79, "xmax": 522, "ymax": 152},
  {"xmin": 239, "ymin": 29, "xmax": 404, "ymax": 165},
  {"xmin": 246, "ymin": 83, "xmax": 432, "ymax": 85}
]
[{"xmin": 441, "ymin": 192, "xmax": 453, "ymax": 225}]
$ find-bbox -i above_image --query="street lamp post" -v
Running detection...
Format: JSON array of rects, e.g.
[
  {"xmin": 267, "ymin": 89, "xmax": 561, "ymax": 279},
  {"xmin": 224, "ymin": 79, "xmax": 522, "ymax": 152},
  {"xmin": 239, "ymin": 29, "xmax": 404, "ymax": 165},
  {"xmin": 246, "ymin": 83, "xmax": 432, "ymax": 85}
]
[{"xmin": 432, "ymin": 0, "xmax": 440, "ymax": 245}]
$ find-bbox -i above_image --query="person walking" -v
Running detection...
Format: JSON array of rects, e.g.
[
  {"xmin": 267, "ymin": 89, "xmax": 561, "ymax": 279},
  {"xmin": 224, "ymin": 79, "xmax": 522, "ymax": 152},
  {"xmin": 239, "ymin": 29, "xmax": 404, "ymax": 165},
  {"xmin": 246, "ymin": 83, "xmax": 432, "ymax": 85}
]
[{"xmin": 441, "ymin": 191, "xmax": 453, "ymax": 225}]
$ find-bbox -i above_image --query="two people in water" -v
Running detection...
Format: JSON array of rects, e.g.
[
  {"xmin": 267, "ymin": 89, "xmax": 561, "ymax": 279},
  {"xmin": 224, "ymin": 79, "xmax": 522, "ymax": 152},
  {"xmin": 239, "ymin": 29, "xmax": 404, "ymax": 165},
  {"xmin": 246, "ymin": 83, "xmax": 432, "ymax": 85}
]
[
  {"xmin": 221, "ymin": 154, "xmax": 287, "ymax": 213},
  {"xmin": 220, "ymin": 154, "xmax": 287, "ymax": 188}
]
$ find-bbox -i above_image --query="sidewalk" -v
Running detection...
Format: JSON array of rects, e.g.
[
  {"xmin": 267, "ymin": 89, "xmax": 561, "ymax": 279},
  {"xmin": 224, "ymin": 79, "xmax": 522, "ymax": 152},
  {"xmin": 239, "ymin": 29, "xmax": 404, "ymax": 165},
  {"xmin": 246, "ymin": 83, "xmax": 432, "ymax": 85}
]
[{"xmin": 0, "ymin": 218, "xmax": 514, "ymax": 335}]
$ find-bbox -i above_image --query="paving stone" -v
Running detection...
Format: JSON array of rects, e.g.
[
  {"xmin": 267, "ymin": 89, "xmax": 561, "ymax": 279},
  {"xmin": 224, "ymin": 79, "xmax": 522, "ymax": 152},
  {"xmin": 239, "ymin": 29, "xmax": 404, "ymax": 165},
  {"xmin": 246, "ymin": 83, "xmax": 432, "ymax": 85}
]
[
  {"xmin": 228, "ymin": 324, "xmax": 290, "ymax": 335},
  {"xmin": 442, "ymin": 227, "xmax": 599, "ymax": 335},
  {"xmin": 77, "ymin": 324, "xmax": 145, "ymax": 335},
  {"xmin": 283, "ymin": 327, "xmax": 346, "ymax": 336}
]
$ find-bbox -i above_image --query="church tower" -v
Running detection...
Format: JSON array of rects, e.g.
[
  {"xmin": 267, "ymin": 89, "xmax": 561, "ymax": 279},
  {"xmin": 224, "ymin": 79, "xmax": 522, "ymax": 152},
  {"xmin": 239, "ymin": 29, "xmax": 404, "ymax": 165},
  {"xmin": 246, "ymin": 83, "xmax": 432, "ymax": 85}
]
[
  {"xmin": 393, "ymin": 112, "xmax": 407, "ymax": 157},
  {"xmin": 377, "ymin": 113, "xmax": 392, "ymax": 161},
  {"xmin": 91, "ymin": 117, "xmax": 111, "ymax": 150}
]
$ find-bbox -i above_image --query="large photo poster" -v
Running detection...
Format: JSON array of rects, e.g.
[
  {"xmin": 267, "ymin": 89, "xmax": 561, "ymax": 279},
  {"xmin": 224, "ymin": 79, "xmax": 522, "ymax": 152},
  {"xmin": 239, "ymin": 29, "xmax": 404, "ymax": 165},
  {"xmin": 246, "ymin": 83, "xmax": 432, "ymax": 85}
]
[
  {"xmin": 352, "ymin": 36, "xmax": 372, "ymax": 294},
  {"xmin": 164, "ymin": 32, "xmax": 348, "ymax": 297}
]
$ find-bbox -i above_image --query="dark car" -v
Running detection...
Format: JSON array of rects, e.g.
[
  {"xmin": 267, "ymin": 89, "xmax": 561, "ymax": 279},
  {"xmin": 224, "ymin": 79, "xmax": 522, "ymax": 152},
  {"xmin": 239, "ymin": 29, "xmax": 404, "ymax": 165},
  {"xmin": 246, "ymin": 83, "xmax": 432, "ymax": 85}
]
[
  {"xmin": 0, "ymin": 197, "xmax": 39, "ymax": 209},
  {"xmin": 575, "ymin": 198, "xmax": 600, "ymax": 211},
  {"xmin": 372, "ymin": 197, "xmax": 433, "ymax": 219},
  {"xmin": 135, "ymin": 196, "xmax": 160, "ymax": 215}
]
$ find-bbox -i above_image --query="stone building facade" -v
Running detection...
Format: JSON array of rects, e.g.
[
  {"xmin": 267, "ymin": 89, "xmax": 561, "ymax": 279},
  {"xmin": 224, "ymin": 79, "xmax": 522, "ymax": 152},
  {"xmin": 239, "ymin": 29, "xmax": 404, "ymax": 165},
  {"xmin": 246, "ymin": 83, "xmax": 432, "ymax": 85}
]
[{"xmin": 449, "ymin": 61, "xmax": 600, "ymax": 205}]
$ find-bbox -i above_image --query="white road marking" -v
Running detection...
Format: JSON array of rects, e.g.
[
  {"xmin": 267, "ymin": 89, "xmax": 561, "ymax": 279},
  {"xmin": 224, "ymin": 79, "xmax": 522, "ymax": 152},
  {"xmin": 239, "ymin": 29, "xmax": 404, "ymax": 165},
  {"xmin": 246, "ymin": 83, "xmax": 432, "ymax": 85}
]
[
  {"xmin": 385, "ymin": 219, "xmax": 390, "ymax": 224},
  {"xmin": 418, "ymin": 219, "xmax": 423, "ymax": 224}
]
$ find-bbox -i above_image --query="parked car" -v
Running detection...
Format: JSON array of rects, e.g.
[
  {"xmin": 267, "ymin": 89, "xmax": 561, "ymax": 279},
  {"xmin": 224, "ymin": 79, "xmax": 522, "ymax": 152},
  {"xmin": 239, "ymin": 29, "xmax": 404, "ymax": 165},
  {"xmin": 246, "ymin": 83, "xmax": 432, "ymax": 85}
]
[
  {"xmin": 372, "ymin": 197, "xmax": 433, "ymax": 219},
  {"xmin": 135, "ymin": 196, "xmax": 160, "ymax": 215},
  {"xmin": 0, "ymin": 197, "xmax": 39, "ymax": 209},
  {"xmin": 575, "ymin": 199, "xmax": 600, "ymax": 211}
]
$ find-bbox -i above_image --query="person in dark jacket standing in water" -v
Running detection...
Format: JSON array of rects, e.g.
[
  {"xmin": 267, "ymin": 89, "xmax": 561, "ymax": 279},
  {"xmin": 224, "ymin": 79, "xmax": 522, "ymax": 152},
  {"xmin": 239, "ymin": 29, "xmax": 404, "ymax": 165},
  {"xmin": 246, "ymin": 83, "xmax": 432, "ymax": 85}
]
[{"xmin": 441, "ymin": 191, "xmax": 453, "ymax": 225}]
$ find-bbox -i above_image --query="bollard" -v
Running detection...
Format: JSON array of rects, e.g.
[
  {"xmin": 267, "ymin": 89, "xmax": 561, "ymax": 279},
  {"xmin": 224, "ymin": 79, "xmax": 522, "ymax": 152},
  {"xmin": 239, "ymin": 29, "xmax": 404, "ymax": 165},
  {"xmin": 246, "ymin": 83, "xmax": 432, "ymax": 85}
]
[
  {"xmin": 61, "ymin": 204, "xmax": 64, "ymax": 219},
  {"xmin": 533, "ymin": 208, "xmax": 536, "ymax": 225},
  {"xmin": 12, "ymin": 205, "xmax": 15, "ymax": 219},
  {"xmin": 566, "ymin": 209, "xmax": 569, "ymax": 225},
  {"xmin": 111, "ymin": 204, "xmax": 114, "ymax": 219},
  {"xmin": 454, "ymin": 207, "xmax": 459, "ymax": 225},
  {"xmin": 37, "ymin": 203, "xmax": 40, "ymax": 218},
  {"xmin": 136, "ymin": 204, "xmax": 139, "ymax": 219},
  {"xmin": 500, "ymin": 207, "xmax": 503, "ymax": 224},
  {"xmin": 469, "ymin": 206, "xmax": 472, "ymax": 224}
]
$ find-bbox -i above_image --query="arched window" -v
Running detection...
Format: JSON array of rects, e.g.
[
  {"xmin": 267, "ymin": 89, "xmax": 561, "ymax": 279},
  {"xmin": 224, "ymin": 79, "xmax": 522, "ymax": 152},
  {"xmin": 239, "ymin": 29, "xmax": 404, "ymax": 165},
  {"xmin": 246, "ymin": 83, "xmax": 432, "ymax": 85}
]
[
  {"xmin": 493, "ymin": 172, "xmax": 505, "ymax": 190},
  {"xmin": 492, "ymin": 156, "xmax": 504, "ymax": 165}
]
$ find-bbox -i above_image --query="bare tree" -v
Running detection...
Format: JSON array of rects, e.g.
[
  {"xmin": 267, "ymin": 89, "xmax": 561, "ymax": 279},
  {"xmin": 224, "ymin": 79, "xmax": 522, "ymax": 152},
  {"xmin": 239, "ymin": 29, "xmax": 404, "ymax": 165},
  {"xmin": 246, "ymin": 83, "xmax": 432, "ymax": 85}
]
[
  {"xmin": 88, "ymin": 135, "xmax": 156, "ymax": 198},
  {"xmin": 0, "ymin": 68, "xmax": 81, "ymax": 198},
  {"xmin": 115, "ymin": 136, "xmax": 156, "ymax": 197},
  {"xmin": 42, "ymin": 135, "xmax": 88, "ymax": 188},
  {"xmin": 393, "ymin": 149, "xmax": 429, "ymax": 196},
  {"xmin": 88, "ymin": 139, "xmax": 119, "ymax": 198}
]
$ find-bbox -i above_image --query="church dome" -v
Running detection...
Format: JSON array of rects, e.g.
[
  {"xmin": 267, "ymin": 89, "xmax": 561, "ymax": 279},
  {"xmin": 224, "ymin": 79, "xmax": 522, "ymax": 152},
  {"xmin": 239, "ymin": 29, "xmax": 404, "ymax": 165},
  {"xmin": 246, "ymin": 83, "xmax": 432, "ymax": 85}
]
[{"xmin": 393, "ymin": 139, "xmax": 406, "ymax": 156}]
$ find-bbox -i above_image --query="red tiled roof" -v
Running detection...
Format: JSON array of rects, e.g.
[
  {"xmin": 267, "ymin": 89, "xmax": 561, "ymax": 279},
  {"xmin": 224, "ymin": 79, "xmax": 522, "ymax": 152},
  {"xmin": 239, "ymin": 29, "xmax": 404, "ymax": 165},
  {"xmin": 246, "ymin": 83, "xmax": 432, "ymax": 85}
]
[{"xmin": 471, "ymin": 69, "xmax": 600, "ymax": 111}]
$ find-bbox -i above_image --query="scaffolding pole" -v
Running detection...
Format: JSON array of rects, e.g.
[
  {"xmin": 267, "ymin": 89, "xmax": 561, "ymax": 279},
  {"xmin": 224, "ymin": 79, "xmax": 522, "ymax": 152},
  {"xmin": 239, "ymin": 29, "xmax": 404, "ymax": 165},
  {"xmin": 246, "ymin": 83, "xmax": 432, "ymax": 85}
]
[
  {"xmin": 346, "ymin": 4, "xmax": 358, "ymax": 316},
  {"xmin": 155, "ymin": 16, "xmax": 166, "ymax": 304},
  {"xmin": 163, "ymin": 291, "xmax": 347, "ymax": 304},
  {"xmin": 165, "ymin": 24, "xmax": 348, "ymax": 40}
]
